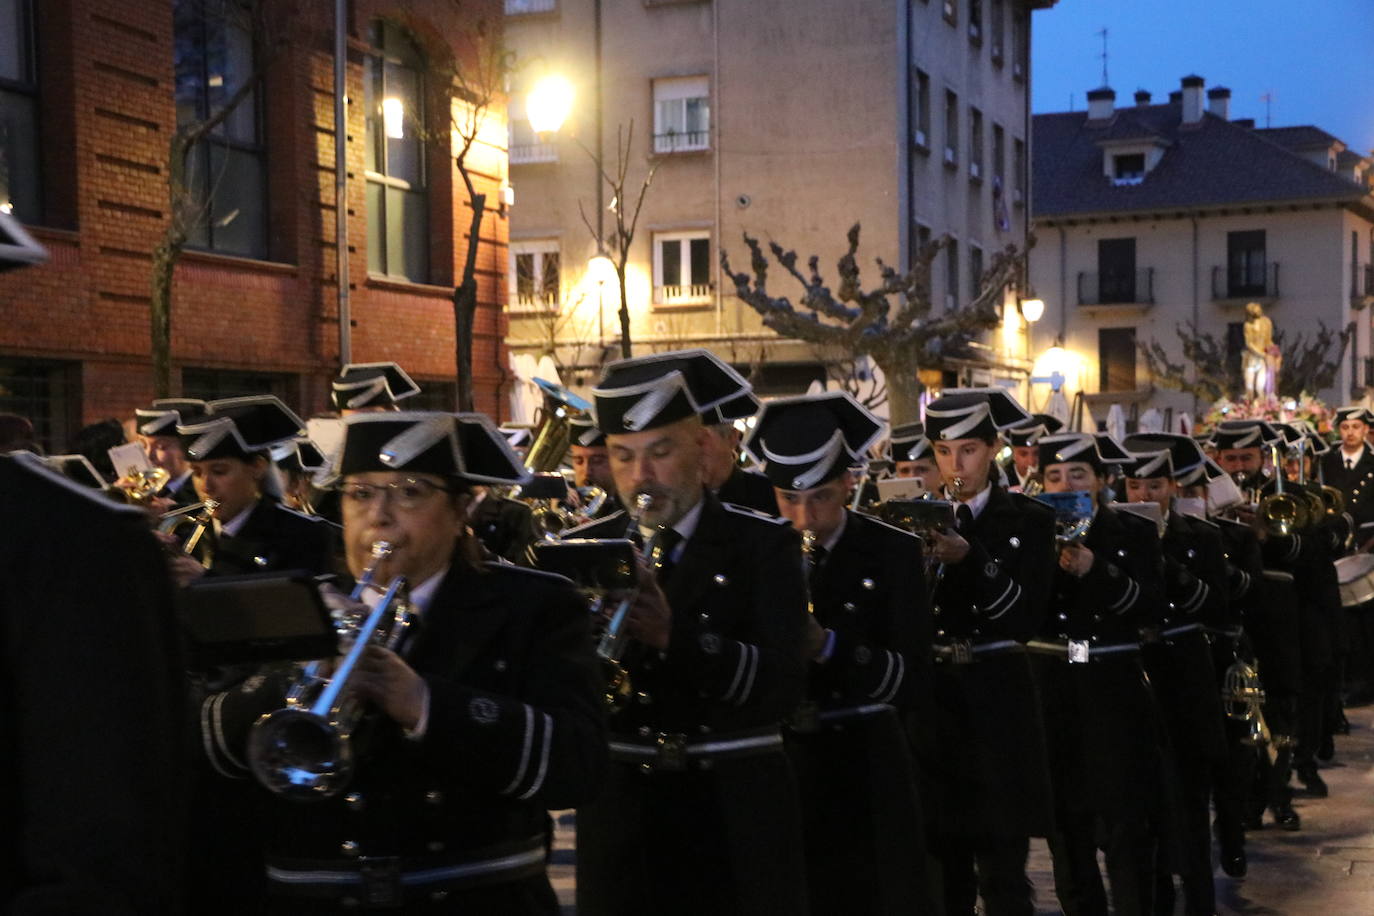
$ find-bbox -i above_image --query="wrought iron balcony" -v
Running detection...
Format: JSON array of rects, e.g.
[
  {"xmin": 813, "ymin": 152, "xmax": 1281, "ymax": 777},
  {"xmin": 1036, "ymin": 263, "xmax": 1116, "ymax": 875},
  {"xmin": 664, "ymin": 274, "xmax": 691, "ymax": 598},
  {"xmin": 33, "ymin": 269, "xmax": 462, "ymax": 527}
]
[{"xmin": 1076, "ymin": 268, "xmax": 1154, "ymax": 306}]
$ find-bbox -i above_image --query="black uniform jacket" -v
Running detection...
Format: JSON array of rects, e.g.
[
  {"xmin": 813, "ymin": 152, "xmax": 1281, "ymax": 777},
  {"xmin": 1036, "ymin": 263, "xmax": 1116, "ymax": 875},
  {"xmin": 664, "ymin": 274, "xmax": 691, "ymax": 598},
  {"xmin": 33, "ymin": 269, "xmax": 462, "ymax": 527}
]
[
  {"xmin": 160, "ymin": 471, "xmax": 200, "ymax": 509},
  {"xmin": 1321, "ymin": 444, "xmax": 1374, "ymax": 531},
  {"xmin": 715, "ymin": 465, "xmax": 780, "ymax": 516},
  {"xmin": 469, "ymin": 492, "xmax": 539, "ymax": 565},
  {"xmin": 793, "ymin": 511, "xmax": 931, "ymax": 913},
  {"xmin": 1001, "ymin": 458, "xmax": 1034, "ymax": 491},
  {"xmin": 567, "ymin": 491, "xmax": 810, "ymax": 916},
  {"xmin": 204, "ymin": 557, "xmax": 606, "ymax": 910},
  {"xmin": 1035, "ymin": 504, "xmax": 1165, "ymax": 822},
  {"xmin": 209, "ymin": 496, "xmax": 336, "ymax": 577},
  {"xmin": 1, "ymin": 454, "xmax": 187, "ymax": 914},
  {"xmin": 925, "ymin": 486, "xmax": 1056, "ymax": 838}
]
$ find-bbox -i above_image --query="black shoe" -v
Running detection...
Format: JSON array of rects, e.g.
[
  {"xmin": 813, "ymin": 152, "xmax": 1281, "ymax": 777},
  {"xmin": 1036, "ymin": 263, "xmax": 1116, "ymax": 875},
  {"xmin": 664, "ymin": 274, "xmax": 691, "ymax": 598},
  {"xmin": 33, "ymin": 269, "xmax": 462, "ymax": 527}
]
[
  {"xmin": 1219, "ymin": 841, "xmax": 1248, "ymax": 878},
  {"xmin": 1318, "ymin": 733, "xmax": 1335, "ymax": 762},
  {"xmin": 1274, "ymin": 806, "xmax": 1302, "ymax": 831},
  {"xmin": 1337, "ymin": 711, "xmax": 1351, "ymax": 735},
  {"xmin": 1297, "ymin": 766, "xmax": 1329, "ymax": 797}
]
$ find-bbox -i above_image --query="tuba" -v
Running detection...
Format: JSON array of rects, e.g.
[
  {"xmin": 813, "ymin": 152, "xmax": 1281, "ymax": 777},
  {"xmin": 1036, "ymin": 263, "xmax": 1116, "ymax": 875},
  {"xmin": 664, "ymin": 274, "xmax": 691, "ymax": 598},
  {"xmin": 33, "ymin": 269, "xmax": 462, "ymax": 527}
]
[
  {"xmin": 247, "ymin": 540, "xmax": 415, "ymax": 800},
  {"xmin": 1256, "ymin": 446, "xmax": 1308, "ymax": 536},
  {"xmin": 514, "ymin": 378, "xmax": 595, "ymax": 539},
  {"xmin": 158, "ymin": 499, "xmax": 220, "ymax": 568}
]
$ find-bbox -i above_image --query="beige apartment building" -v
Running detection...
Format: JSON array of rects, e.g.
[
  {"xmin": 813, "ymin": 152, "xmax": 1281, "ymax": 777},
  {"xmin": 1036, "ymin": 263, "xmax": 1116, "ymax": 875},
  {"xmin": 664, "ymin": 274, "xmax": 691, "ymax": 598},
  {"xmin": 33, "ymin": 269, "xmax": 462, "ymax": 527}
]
[
  {"xmin": 503, "ymin": 0, "xmax": 1056, "ymax": 414},
  {"xmin": 1028, "ymin": 76, "xmax": 1374, "ymax": 430}
]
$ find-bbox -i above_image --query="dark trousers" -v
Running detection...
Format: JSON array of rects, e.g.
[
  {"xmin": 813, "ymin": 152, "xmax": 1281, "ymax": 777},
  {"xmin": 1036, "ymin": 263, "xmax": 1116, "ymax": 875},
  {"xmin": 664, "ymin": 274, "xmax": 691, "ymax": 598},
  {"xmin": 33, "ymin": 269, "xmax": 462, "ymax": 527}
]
[
  {"xmin": 1251, "ymin": 696, "xmax": 1298, "ymax": 817},
  {"xmin": 1154, "ymin": 751, "xmax": 1216, "ymax": 916},
  {"xmin": 934, "ymin": 834, "xmax": 1034, "ymax": 916},
  {"xmin": 1048, "ymin": 812, "xmax": 1155, "ymax": 916}
]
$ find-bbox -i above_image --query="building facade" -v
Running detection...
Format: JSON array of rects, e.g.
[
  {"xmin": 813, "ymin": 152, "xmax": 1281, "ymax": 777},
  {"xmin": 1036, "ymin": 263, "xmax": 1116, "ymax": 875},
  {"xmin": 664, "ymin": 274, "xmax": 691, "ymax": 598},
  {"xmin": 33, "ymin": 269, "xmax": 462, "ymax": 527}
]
[
  {"xmin": 503, "ymin": 0, "xmax": 1056, "ymax": 413},
  {"xmin": 1028, "ymin": 75, "xmax": 1374, "ymax": 430},
  {"xmin": 0, "ymin": 0, "xmax": 510, "ymax": 453}
]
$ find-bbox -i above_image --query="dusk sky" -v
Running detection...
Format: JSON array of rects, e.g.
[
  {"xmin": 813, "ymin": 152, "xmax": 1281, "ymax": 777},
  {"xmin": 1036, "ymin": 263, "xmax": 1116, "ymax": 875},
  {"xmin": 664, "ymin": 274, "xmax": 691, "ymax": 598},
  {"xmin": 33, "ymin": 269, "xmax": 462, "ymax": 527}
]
[{"xmin": 1032, "ymin": 0, "xmax": 1374, "ymax": 155}]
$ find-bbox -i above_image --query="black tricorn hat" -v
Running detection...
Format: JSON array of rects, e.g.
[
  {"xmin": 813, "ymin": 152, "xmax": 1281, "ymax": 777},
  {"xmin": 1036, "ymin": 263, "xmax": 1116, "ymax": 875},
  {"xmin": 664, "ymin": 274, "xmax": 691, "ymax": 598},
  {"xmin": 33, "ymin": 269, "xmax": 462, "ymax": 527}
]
[
  {"xmin": 744, "ymin": 392, "xmax": 884, "ymax": 491},
  {"xmin": 1006, "ymin": 412, "xmax": 1064, "ymax": 448},
  {"xmin": 569, "ymin": 416, "xmax": 607, "ymax": 448},
  {"xmin": 135, "ymin": 398, "xmax": 208, "ymax": 437},
  {"xmin": 701, "ymin": 391, "xmax": 762, "ymax": 426},
  {"xmin": 888, "ymin": 422, "xmax": 932, "ymax": 462},
  {"xmin": 1208, "ymin": 419, "xmax": 1281, "ymax": 452},
  {"xmin": 1123, "ymin": 432, "xmax": 1219, "ymax": 486},
  {"xmin": 1118, "ymin": 445, "xmax": 1174, "ymax": 480},
  {"xmin": 1036, "ymin": 432, "xmax": 1129, "ymax": 473},
  {"xmin": 178, "ymin": 396, "xmax": 308, "ymax": 462},
  {"xmin": 591, "ymin": 349, "xmax": 752, "ymax": 434},
  {"xmin": 335, "ymin": 411, "xmax": 529, "ymax": 486},
  {"xmin": 1334, "ymin": 405, "xmax": 1374, "ymax": 427},
  {"xmin": 273, "ymin": 438, "xmax": 328, "ymax": 476},
  {"xmin": 1271, "ymin": 420, "xmax": 1329, "ymax": 456},
  {"xmin": 331, "ymin": 362, "xmax": 421, "ymax": 411},
  {"xmin": 924, "ymin": 388, "xmax": 1032, "ymax": 442},
  {"xmin": 45, "ymin": 454, "xmax": 108, "ymax": 489}
]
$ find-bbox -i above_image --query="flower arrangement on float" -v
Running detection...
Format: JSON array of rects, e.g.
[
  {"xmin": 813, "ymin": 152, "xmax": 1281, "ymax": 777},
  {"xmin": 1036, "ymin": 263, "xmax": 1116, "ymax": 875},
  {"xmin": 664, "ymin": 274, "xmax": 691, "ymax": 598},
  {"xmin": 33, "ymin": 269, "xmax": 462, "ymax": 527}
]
[{"xmin": 1199, "ymin": 392, "xmax": 1333, "ymax": 435}]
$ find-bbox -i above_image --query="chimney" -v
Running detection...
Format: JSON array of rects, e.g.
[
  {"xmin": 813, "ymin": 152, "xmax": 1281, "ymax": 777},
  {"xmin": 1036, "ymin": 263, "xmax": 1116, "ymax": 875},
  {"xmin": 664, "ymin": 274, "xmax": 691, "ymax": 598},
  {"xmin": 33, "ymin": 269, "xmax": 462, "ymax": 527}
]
[
  {"xmin": 1087, "ymin": 86, "xmax": 1116, "ymax": 122},
  {"xmin": 1168, "ymin": 90, "xmax": 1182, "ymax": 104},
  {"xmin": 1134, "ymin": 89, "xmax": 1151, "ymax": 107},
  {"xmin": 1233, "ymin": 118, "xmax": 1255, "ymax": 129},
  {"xmin": 1181, "ymin": 74, "xmax": 1205, "ymax": 125},
  {"xmin": 1207, "ymin": 86, "xmax": 1231, "ymax": 120}
]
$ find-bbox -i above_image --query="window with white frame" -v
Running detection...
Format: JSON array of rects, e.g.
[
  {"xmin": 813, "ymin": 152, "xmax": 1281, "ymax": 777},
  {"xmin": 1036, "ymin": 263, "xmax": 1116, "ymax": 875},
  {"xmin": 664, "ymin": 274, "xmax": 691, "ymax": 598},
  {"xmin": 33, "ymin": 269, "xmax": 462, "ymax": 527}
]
[
  {"xmin": 509, "ymin": 240, "xmax": 561, "ymax": 311},
  {"xmin": 653, "ymin": 231, "xmax": 713, "ymax": 305},
  {"xmin": 653, "ymin": 76, "xmax": 710, "ymax": 154}
]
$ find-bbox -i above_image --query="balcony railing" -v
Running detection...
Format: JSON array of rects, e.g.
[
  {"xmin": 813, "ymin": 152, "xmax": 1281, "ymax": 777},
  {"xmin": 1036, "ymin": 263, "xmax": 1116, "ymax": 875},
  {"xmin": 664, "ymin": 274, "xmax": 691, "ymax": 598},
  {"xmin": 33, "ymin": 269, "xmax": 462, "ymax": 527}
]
[
  {"xmin": 652, "ymin": 130, "xmax": 710, "ymax": 154},
  {"xmin": 1077, "ymin": 268, "xmax": 1155, "ymax": 306},
  {"xmin": 1212, "ymin": 262, "xmax": 1279, "ymax": 300},
  {"xmin": 505, "ymin": 0, "xmax": 556, "ymax": 14},
  {"xmin": 1355, "ymin": 263, "xmax": 1374, "ymax": 302},
  {"xmin": 510, "ymin": 291, "xmax": 560, "ymax": 313},
  {"xmin": 509, "ymin": 142, "xmax": 559, "ymax": 165},
  {"xmin": 654, "ymin": 282, "xmax": 714, "ymax": 306}
]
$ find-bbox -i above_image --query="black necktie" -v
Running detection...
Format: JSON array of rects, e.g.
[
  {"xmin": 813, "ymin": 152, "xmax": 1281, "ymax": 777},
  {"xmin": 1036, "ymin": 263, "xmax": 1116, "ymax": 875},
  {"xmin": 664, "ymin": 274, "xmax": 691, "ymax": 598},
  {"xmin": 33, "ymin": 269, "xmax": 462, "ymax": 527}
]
[
  {"xmin": 650, "ymin": 527, "xmax": 684, "ymax": 586},
  {"xmin": 956, "ymin": 504, "xmax": 974, "ymax": 532},
  {"xmin": 808, "ymin": 545, "xmax": 829, "ymax": 591},
  {"xmin": 1349, "ymin": 458, "xmax": 1355, "ymax": 470}
]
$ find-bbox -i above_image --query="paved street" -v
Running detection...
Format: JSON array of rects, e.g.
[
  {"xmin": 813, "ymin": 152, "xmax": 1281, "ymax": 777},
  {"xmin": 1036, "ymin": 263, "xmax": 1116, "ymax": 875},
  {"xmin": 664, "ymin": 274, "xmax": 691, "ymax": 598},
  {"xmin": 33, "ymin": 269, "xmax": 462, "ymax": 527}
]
[{"xmin": 552, "ymin": 702, "xmax": 1374, "ymax": 913}]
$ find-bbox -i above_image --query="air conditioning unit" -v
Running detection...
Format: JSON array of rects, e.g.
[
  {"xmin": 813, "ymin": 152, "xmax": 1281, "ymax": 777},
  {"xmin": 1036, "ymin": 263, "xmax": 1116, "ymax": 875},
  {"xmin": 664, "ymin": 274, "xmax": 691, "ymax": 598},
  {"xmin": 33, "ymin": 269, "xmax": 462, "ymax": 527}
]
[
  {"xmin": 969, "ymin": 162, "xmax": 981, "ymax": 179},
  {"xmin": 944, "ymin": 147, "xmax": 957, "ymax": 165},
  {"xmin": 1012, "ymin": 188, "xmax": 1023, "ymax": 205},
  {"xmin": 914, "ymin": 129, "xmax": 927, "ymax": 147}
]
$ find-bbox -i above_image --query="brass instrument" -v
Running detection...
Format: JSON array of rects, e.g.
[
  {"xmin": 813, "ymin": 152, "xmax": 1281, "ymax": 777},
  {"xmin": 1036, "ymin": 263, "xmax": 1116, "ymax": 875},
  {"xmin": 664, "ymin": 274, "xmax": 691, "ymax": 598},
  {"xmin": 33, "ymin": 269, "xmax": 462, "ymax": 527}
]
[
  {"xmin": 1256, "ymin": 445, "xmax": 1308, "ymax": 536},
  {"xmin": 1036, "ymin": 490, "xmax": 1095, "ymax": 547},
  {"xmin": 801, "ymin": 529, "xmax": 818, "ymax": 614},
  {"xmin": 514, "ymin": 378, "xmax": 597, "ymax": 538},
  {"xmin": 879, "ymin": 497, "xmax": 957, "ymax": 597},
  {"xmin": 121, "ymin": 465, "xmax": 170, "ymax": 504},
  {"xmin": 1020, "ymin": 475, "xmax": 1044, "ymax": 497},
  {"xmin": 1221, "ymin": 655, "xmax": 1291, "ymax": 763},
  {"xmin": 158, "ymin": 499, "xmax": 220, "ymax": 568},
  {"xmin": 248, "ymin": 540, "xmax": 414, "ymax": 799}
]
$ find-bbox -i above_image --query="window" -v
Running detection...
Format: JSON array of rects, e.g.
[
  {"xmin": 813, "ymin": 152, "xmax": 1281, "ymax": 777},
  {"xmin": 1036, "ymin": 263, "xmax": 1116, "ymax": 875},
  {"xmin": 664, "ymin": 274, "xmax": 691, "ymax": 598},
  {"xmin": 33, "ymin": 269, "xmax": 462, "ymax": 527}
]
[
  {"xmin": 1112, "ymin": 153, "xmax": 1145, "ymax": 185},
  {"xmin": 365, "ymin": 20, "xmax": 428, "ymax": 282},
  {"xmin": 653, "ymin": 77, "xmax": 710, "ymax": 154},
  {"xmin": 1098, "ymin": 328, "xmax": 1137, "ymax": 391},
  {"xmin": 1011, "ymin": 11, "xmax": 1027, "ymax": 79},
  {"xmin": 944, "ymin": 90, "xmax": 959, "ymax": 165},
  {"xmin": 968, "ymin": 0, "xmax": 982, "ymax": 42},
  {"xmin": 1097, "ymin": 237, "xmax": 1137, "ymax": 303},
  {"xmin": 993, "ymin": 123, "xmax": 1005, "ymax": 184},
  {"xmin": 0, "ymin": 0, "xmax": 40, "ymax": 223},
  {"xmin": 1013, "ymin": 137, "xmax": 1025, "ymax": 204},
  {"xmin": 174, "ymin": 0, "xmax": 267, "ymax": 258},
  {"xmin": 945, "ymin": 239, "xmax": 959, "ymax": 307},
  {"xmin": 1226, "ymin": 230, "xmax": 1267, "ymax": 296},
  {"xmin": 969, "ymin": 245, "xmax": 984, "ymax": 299},
  {"xmin": 182, "ymin": 367, "xmax": 288, "ymax": 401},
  {"xmin": 0, "ymin": 357, "xmax": 76, "ymax": 452},
  {"xmin": 654, "ymin": 231, "xmax": 712, "ymax": 305},
  {"xmin": 943, "ymin": 0, "xmax": 957, "ymax": 27},
  {"xmin": 909, "ymin": 222, "xmax": 933, "ymax": 269},
  {"xmin": 508, "ymin": 89, "xmax": 557, "ymax": 164},
  {"xmin": 912, "ymin": 68, "xmax": 931, "ymax": 149},
  {"xmin": 990, "ymin": 0, "xmax": 1005, "ymax": 64},
  {"xmin": 509, "ymin": 240, "xmax": 561, "ymax": 312},
  {"xmin": 969, "ymin": 107, "xmax": 983, "ymax": 180},
  {"xmin": 505, "ymin": 0, "xmax": 557, "ymax": 12}
]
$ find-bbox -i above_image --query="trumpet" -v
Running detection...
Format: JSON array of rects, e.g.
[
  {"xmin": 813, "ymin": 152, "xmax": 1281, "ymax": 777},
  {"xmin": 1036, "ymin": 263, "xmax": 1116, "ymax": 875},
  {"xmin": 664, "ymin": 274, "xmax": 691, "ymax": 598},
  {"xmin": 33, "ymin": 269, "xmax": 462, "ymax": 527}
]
[
  {"xmin": 1221, "ymin": 655, "xmax": 1290, "ymax": 764},
  {"xmin": 248, "ymin": 542, "xmax": 414, "ymax": 800},
  {"xmin": 801, "ymin": 529, "xmax": 818, "ymax": 614},
  {"xmin": 120, "ymin": 465, "xmax": 170, "ymax": 504},
  {"xmin": 158, "ymin": 499, "xmax": 220, "ymax": 568}
]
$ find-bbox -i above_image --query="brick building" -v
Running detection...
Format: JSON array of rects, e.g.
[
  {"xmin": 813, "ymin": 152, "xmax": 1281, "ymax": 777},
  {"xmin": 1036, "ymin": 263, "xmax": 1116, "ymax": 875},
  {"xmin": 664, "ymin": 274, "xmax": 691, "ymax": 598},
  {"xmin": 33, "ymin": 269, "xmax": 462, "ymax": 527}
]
[{"xmin": 0, "ymin": 0, "xmax": 510, "ymax": 452}]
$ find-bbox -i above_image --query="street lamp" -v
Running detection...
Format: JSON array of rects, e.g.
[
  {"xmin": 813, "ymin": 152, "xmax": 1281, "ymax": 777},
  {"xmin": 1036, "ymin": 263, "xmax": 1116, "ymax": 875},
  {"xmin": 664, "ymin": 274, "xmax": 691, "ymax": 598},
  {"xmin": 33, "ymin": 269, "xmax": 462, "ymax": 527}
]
[
  {"xmin": 526, "ymin": 75, "xmax": 575, "ymax": 136},
  {"xmin": 587, "ymin": 250, "xmax": 617, "ymax": 349},
  {"xmin": 1019, "ymin": 295, "xmax": 1044, "ymax": 323}
]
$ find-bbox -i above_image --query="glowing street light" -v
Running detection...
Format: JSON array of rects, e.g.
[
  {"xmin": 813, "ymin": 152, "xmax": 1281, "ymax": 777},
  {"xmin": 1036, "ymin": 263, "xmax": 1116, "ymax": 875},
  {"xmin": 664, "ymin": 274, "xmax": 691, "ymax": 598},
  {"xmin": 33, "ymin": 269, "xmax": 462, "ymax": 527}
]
[
  {"xmin": 1020, "ymin": 296, "xmax": 1045, "ymax": 323},
  {"xmin": 526, "ymin": 75, "xmax": 575, "ymax": 136}
]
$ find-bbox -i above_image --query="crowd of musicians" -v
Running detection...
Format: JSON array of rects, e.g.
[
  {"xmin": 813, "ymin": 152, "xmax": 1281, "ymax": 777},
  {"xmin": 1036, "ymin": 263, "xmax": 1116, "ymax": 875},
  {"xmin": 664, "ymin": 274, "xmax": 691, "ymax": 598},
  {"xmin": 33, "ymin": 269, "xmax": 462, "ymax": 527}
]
[{"xmin": 6, "ymin": 349, "xmax": 1374, "ymax": 915}]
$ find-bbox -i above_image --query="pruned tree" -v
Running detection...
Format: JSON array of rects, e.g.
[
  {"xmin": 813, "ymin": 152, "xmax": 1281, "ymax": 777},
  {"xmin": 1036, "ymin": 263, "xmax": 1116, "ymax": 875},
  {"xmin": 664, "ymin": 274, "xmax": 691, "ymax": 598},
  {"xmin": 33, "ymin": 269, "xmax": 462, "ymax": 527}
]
[
  {"xmin": 723, "ymin": 223, "xmax": 1027, "ymax": 426},
  {"xmin": 810, "ymin": 344, "xmax": 889, "ymax": 414},
  {"xmin": 578, "ymin": 122, "xmax": 658, "ymax": 359},
  {"xmin": 153, "ymin": 0, "xmax": 294, "ymax": 396},
  {"xmin": 1140, "ymin": 320, "xmax": 1354, "ymax": 401}
]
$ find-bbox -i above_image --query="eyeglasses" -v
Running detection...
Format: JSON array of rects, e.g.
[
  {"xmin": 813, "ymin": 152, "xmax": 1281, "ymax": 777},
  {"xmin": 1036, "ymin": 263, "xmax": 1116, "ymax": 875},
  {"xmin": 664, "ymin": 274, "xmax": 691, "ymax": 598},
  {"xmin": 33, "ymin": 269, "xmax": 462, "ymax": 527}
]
[{"xmin": 339, "ymin": 479, "xmax": 455, "ymax": 511}]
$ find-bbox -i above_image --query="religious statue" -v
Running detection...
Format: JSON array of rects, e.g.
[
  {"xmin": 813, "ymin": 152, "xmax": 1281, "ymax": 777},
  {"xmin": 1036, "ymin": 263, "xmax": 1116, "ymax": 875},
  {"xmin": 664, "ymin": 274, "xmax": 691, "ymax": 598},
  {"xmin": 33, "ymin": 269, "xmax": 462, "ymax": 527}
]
[{"xmin": 1243, "ymin": 301, "xmax": 1276, "ymax": 398}]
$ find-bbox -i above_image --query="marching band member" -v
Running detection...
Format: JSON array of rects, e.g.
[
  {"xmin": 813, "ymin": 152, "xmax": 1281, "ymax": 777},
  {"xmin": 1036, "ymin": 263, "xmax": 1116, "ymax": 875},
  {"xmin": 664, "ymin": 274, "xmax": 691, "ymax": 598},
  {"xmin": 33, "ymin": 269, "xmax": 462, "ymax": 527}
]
[
  {"xmin": 1032, "ymin": 431, "xmax": 1164, "ymax": 916},
  {"xmin": 922, "ymin": 389, "xmax": 1057, "ymax": 916},
  {"xmin": 1321, "ymin": 405, "xmax": 1374, "ymax": 533},
  {"xmin": 1120, "ymin": 434, "xmax": 1230, "ymax": 916},
  {"xmin": 569, "ymin": 415, "xmax": 623, "ymax": 518},
  {"xmin": 1001, "ymin": 412, "xmax": 1062, "ymax": 491},
  {"xmin": 566, "ymin": 349, "xmax": 810, "ymax": 916},
  {"xmin": 199, "ymin": 411, "xmax": 606, "ymax": 913},
  {"xmin": 170, "ymin": 396, "xmax": 335, "ymax": 585},
  {"xmin": 1208, "ymin": 420, "xmax": 1303, "ymax": 830},
  {"xmin": 133, "ymin": 398, "xmax": 207, "ymax": 509},
  {"xmin": 702, "ymin": 396, "xmax": 779, "ymax": 515},
  {"xmin": 745, "ymin": 392, "xmax": 932, "ymax": 913},
  {"xmin": 889, "ymin": 422, "xmax": 940, "ymax": 486},
  {"xmin": 331, "ymin": 362, "xmax": 422, "ymax": 414}
]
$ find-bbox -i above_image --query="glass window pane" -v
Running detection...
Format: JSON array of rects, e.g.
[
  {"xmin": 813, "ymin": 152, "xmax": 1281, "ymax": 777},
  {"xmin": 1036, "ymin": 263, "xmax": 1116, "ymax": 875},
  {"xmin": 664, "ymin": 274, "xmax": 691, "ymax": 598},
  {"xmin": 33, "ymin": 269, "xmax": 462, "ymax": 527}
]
[
  {"xmin": 661, "ymin": 239, "xmax": 681, "ymax": 286},
  {"xmin": 385, "ymin": 62, "xmax": 423, "ymax": 185},
  {"xmin": 387, "ymin": 185, "xmax": 428, "ymax": 281},
  {"xmin": 685, "ymin": 97, "xmax": 709, "ymax": 136},
  {"xmin": 183, "ymin": 143, "xmax": 211, "ymax": 249},
  {"xmin": 218, "ymin": 22, "xmax": 257, "ymax": 143},
  {"xmin": 364, "ymin": 55, "xmax": 381, "ymax": 173},
  {"xmin": 0, "ymin": 90, "xmax": 41, "ymax": 221},
  {"xmin": 541, "ymin": 251, "xmax": 560, "ymax": 301},
  {"xmin": 207, "ymin": 143, "xmax": 266, "ymax": 258},
  {"xmin": 657, "ymin": 100, "xmax": 684, "ymax": 136},
  {"xmin": 515, "ymin": 252, "xmax": 535, "ymax": 299},
  {"xmin": 173, "ymin": 0, "xmax": 207, "ymax": 128},
  {"xmin": 366, "ymin": 179, "xmax": 384, "ymax": 274},
  {"xmin": 689, "ymin": 237, "xmax": 710, "ymax": 286},
  {"xmin": 0, "ymin": 0, "xmax": 27, "ymax": 83}
]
